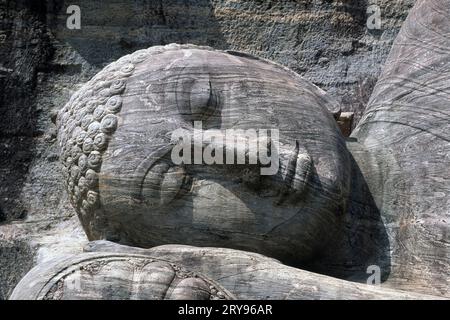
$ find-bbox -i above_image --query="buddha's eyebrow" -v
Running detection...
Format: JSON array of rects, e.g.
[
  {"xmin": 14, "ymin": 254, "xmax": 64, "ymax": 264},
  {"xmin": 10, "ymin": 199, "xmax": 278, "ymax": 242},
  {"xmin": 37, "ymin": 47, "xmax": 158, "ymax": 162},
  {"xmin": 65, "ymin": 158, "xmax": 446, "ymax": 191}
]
[{"xmin": 132, "ymin": 144, "xmax": 175, "ymax": 201}]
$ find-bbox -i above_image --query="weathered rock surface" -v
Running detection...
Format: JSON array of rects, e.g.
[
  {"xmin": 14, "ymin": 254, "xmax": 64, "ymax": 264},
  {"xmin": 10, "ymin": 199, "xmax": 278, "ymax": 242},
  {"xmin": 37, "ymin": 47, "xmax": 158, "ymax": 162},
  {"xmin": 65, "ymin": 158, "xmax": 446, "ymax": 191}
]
[
  {"xmin": 10, "ymin": 251, "xmax": 235, "ymax": 300},
  {"xmin": 0, "ymin": 0, "xmax": 425, "ymax": 300},
  {"xmin": 76, "ymin": 241, "xmax": 444, "ymax": 299},
  {"xmin": 0, "ymin": 0, "xmax": 78, "ymax": 300},
  {"xmin": 350, "ymin": 0, "xmax": 450, "ymax": 297},
  {"xmin": 47, "ymin": 0, "xmax": 416, "ymax": 125},
  {"xmin": 56, "ymin": 44, "xmax": 349, "ymax": 267},
  {"xmin": 10, "ymin": 241, "xmax": 443, "ymax": 300}
]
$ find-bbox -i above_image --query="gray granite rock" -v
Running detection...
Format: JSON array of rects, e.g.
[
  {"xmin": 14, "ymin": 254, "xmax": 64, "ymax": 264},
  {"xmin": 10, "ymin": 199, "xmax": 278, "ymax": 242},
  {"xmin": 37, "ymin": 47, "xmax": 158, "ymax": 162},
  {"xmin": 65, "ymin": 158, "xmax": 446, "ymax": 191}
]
[
  {"xmin": 10, "ymin": 250, "xmax": 235, "ymax": 300},
  {"xmin": 349, "ymin": 0, "xmax": 450, "ymax": 297},
  {"xmin": 11, "ymin": 241, "xmax": 443, "ymax": 300},
  {"xmin": 56, "ymin": 44, "xmax": 348, "ymax": 267},
  {"xmin": 3, "ymin": 0, "xmax": 448, "ymax": 301}
]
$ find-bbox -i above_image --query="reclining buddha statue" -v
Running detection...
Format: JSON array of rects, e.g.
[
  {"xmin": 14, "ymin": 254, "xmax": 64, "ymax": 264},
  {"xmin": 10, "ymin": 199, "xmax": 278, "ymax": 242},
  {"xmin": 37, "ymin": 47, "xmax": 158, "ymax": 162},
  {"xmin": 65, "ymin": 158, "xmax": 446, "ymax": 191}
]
[{"xmin": 10, "ymin": 0, "xmax": 449, "ymax": 300}]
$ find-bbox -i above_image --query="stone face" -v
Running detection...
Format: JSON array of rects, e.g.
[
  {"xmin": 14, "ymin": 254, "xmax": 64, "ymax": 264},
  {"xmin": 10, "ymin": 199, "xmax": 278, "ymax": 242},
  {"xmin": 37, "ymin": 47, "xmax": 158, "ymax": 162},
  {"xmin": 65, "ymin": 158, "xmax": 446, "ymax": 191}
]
[
  {"xmin": 4, "ymin": 0, "xmax": 449, "ymax": 301},
  {"xmin": 10, "ymin": 252, "xmax": 234, "ymax": 300},
  {"xmin": 57, "ymin": 44, "xmax": 350, "ymax": 267}
]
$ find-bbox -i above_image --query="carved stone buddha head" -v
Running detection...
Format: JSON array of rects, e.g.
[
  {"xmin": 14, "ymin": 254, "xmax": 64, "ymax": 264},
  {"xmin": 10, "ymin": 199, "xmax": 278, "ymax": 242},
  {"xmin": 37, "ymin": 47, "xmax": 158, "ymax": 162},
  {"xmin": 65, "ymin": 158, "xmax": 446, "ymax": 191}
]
[{"xmin": 58, "ymin": 44, "xmax": 351, "ymax": 265}]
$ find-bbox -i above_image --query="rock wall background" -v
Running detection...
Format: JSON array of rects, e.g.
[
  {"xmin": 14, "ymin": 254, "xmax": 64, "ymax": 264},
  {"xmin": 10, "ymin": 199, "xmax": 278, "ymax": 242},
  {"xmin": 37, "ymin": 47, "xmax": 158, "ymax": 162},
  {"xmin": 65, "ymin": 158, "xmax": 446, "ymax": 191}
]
[{"xmin": 0, "ymin": 0, "xmax": 414, "ymax": 299}]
